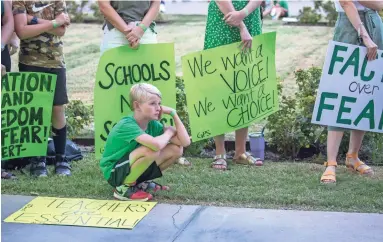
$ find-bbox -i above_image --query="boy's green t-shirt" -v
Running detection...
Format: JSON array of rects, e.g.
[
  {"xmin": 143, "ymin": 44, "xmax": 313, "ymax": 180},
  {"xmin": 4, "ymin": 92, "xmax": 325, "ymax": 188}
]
[{"xmin": 99, "ymin": 115, "xmax": 164, "ymax": 180}]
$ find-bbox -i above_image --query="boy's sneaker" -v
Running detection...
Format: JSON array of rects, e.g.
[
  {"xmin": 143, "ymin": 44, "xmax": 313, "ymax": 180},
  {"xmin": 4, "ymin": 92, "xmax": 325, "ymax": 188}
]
[
  {"xmin": 137, "ymin": 181, "xmax": 170, "ymax": 193},
  {"xmin": 114, "ymin": 184, "xmax": 153, "ymax": 201},
  {"xmin": 30, "ymin": 157, "xmax": 48, "ymax": 177},
  {"xmin": 55, "ymin": 155, "xmax": 71, "ymax": 176}
]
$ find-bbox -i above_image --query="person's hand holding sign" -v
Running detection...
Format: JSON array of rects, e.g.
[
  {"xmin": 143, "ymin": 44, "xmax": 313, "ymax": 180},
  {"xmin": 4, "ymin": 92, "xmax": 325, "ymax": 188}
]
[
  {"xmin": 362, "ymin": 33, "xmax": 378, "ymax": 61},
  {"xmin": 164, "ymin": 125, "xmax": 177, "ymax": 137},
  {"xmin": 239, "ymin": 23, "xmax": 252, "ymax": 53}
]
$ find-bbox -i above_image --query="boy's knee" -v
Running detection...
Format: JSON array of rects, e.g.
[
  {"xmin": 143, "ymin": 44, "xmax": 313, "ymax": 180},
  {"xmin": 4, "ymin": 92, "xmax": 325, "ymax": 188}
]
[
  {"xmin": 130, "ymin": 146, "xmax": 160, "ymax": 162},
  {"xmin": 147, "ymin": 148, "xmax": 161, "ymax": 161},
  {"xmin": 170, "ymin": 144, "xmax": 183, "ymax": 159}
]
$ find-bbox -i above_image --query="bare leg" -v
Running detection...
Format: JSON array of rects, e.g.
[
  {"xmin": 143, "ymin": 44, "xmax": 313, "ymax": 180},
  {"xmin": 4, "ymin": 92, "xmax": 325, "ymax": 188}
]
[
  {"xmin": 234, "ymin": 127, "xmax": 248, "ymax": 159},
  {"xmin": 347, "ymin": 130, "xmax": 373, "ymax": 174},
  {"xmin": 212, "ymin": 134, "xmax": 227, "ymax": 170},
  {"xmin": 52, "ymin": 105, "xmax": 66, "ymax": 129},
  {"xmin": 123, "ymin": 146, "xmax": 160, "ymax": 185},
  {"xmin": 156, "ymin": 144, "xmax": 183, "ymax": 171},
  {"xmin": 214, "ymin": 134, "xmax": 226, "ymax": 155},
  {"xmin": 322, "ymin": 130, "xmax": 344, "ymax": 183},
  {"xmin": 348, "ymin": 130, "xmax": 365, "ymax": 154}
]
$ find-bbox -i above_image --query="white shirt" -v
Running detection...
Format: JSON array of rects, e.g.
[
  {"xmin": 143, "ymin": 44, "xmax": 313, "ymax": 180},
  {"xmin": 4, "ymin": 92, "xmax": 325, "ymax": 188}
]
[{"xmin": 334, "ymin": 0, "xmax": 367, "ymax": 12}]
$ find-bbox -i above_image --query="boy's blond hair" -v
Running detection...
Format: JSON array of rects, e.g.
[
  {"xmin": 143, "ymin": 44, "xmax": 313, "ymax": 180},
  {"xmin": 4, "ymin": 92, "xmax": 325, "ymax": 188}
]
[{"xmin": 129, "ymin": 83, "xmax": 162, "ymax": 110}]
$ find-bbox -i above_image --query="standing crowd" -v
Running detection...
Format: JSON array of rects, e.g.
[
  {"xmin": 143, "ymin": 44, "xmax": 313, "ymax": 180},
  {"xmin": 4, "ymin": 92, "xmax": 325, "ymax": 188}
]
[{"xmin": 1, "ymin": 0, "xmax": 382, "ymax": 201}]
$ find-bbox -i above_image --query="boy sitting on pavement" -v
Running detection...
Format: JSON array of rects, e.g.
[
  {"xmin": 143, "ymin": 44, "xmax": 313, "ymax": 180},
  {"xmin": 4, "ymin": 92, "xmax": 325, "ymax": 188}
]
[{"xmin": 100, "ymin": 83, "xmax": 191, "ymax": 201}]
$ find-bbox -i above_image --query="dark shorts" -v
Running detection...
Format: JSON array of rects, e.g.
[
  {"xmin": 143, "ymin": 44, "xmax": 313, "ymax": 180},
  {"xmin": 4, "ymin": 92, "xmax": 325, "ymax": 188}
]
[
  {"xmin": 1, "ymin": 46, "xmax": 11, "ymax": 72},
  {"xmin": 107, "ymin": 152, "xmax": 163, "ymax": 187},
  {"xmin": 18, "ymin": 63, "xmax": 69, "ymax": 106}
]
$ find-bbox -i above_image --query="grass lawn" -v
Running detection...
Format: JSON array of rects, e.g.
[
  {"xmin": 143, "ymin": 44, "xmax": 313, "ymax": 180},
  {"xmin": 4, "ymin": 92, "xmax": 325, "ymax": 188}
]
[{"xmin": 2, "ymin": 154, "xmax": 383, "ymax": 213}]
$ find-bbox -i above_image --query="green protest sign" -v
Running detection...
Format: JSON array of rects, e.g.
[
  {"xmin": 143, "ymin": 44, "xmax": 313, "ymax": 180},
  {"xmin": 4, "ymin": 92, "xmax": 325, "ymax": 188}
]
[
  {"xmin": 181, "ymin": 32, "xmax": 278, "ymax": 142},
  {"xmin": 1, "ymin": 72, "xmax": 57, "ymax": 160},
  {"xmin": 94, "ymin": 44, "xmax": 176, "ymax": 158}
]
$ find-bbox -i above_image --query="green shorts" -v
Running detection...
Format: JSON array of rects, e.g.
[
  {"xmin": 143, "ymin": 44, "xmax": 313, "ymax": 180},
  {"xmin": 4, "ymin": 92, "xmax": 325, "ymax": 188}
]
[
  {"xmin": 107, "ymin": 152, "xmax": 163, "ymax": 187},
  {"xmin": 328, "ymin": 9, "xmax": 383, "ymax": 132}
]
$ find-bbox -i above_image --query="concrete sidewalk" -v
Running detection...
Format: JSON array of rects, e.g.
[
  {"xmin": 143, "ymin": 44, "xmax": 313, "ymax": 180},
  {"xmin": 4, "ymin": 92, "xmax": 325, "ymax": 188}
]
[{"xmin": 2, "ymin": 195, "xmax": 383, "ymax": 242}]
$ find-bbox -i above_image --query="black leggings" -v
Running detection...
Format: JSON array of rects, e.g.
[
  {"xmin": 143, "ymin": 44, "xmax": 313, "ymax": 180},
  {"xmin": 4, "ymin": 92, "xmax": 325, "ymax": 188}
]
[{"xmin": 1, "ymin": 45, "xmax": 11, "ymax": 72}]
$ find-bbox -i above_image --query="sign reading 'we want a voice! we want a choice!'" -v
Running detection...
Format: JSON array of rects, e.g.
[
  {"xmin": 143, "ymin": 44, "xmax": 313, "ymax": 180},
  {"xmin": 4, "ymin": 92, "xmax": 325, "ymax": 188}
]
[
  {"xmin": 312, "ymin": 41, "xmax": 383, "ymax": 133},
  {"xmin": 182, "ymin": 32, "xmax": 279, "ymax": 141}
]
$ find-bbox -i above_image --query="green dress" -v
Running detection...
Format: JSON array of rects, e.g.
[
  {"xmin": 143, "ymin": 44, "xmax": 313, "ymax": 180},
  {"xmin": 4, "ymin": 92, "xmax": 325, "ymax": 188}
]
[{"xmin": 204, "ymin": 0, "xmax": 262, "ymax": 50}]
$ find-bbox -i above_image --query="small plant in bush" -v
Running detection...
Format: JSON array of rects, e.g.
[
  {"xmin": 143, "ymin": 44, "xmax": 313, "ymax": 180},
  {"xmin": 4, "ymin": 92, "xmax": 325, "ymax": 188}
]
[
  {"xmin": 266, "ymin": 90, "xmax": 303, "ymax": 158},
  {"xmin": 298, "ymin": 7, "xmax": 321, "ymax": 25},
  {"xmin": 295, "ymin": 67, "xmax": 326, "ymax": 147},
  {"xmin": 361, "ymin": 133, "xmax": 383, "ymax": 165},
  {"xmin": 176, "ymin": 77, "xmax": 190, "ymax": 134},
  {"xmin": 315, "ymin": 0, "xmax": 337, "ymax": 26},
  {"xmin": 297, "ymin": 1, "xmax": 337, "ymax": 26},
  {"xmin": 266, "ymin": 67, "xmax": 383, "ymax": 162},
  {"xmin": 66, "ymin": 1, "xmax": 89, "ymax": 23},
  {"xmin": 266, "ymin": 68, "xmax": 325, "ymax": 158},
  {"xmin": 66, "ymin": 100, "xmax": 93, "ymax": 139}
]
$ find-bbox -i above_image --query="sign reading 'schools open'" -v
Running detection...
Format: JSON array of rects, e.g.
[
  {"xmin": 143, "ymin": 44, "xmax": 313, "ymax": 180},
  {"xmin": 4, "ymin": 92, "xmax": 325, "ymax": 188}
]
[
  {"xmin": 95, "ymin": 44, "xmax": 176, "ymax": 158},
  {"xmin": 1, "ymin": 72, "xmax": 56, "ymax": 160},
  {"xmin": 312, "ymin": 41, "xmax": 383, "ymax": 133},
  {"xmin": 181, "ymin": 32, "xmax": 278, "ymax": 141}
]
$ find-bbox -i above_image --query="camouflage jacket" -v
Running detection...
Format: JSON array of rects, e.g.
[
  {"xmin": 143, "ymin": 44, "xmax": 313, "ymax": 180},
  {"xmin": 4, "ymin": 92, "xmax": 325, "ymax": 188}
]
[{"xmin": 13, "ymin": 1, "xmax": 67, "ymax": 68}]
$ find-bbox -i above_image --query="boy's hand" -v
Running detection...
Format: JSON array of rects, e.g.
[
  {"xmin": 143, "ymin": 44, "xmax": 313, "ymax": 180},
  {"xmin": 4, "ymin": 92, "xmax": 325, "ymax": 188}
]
[
  {"xmin": 164, "ymin": 126, "xmax": 176, "ymax": 136},
  {"xmin": 160, "ymin": 106, "xmax": 175, "ymax": 115}
]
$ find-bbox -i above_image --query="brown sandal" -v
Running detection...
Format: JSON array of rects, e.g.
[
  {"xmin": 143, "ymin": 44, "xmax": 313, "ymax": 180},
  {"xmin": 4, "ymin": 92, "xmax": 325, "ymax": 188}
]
[
  {"xmin": 320, "ymin": 161, "xmax": 337, "ymax": 184},
  {"xmin": 345, "ymin": 153, "xmax": 373, "ymax": 176},
  {"xmin": 233, "ymin": 152, "xmax": 263, "ymax": 166},
  {"xmin": 211, "ymin": 154, "xmax": 228, "ymax": 170}
]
